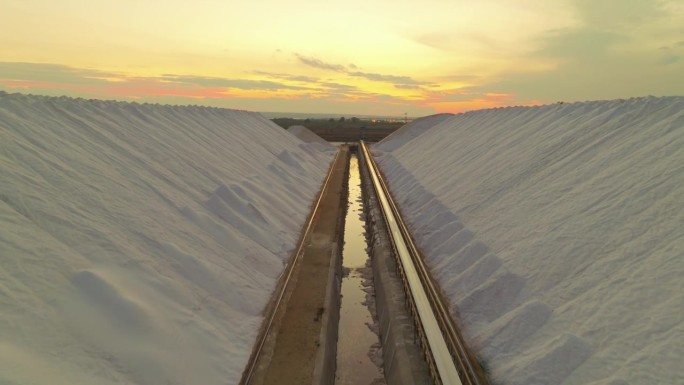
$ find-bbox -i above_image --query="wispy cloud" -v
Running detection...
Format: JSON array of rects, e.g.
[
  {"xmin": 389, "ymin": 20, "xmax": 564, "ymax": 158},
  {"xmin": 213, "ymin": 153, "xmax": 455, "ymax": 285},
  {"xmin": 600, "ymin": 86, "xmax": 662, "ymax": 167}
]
[
  {"xmin": 318, "ymin": 82, "xmax": 359, "ymax": 92},
  {"xmin": 0, "ymin": 62, "xmax": 320, "ymax": 95},
  {"xmin": 658, "ymin": 47, "xmax": 680, "ymax": 65},
  {"xmin": 0, "ymin": 62, "xmax": 124, "ymax": 84},
  {"xmin": 294, "ymin": 54, "xmax": 429, "ymax": 88},
  {"xmin": 572, "ymin": 0, "xmax": 666, "ymax": 29},
  {"xmin": 534, "ymin": 29, "xmax": 628, "ymax": 59},
  {"xmin": 252, "ymin": 71, "xmax": 319, "ymax": 83},
  {"xmin": 295, "ymin": 54, "xmax": 347, "ymax": 72},
  {"xmin": 435, "ymin": 74, "xmax": 481, "ymax": 83},
  {"xmin": 0, "ymin": 62, "xmax": 325, "ymax": 102},
  {"xmin": 347, "ymin": 71, "xmax": 427, "ymax": 86},
  {"xmin": 160, "ymin": 75, "xmax": 314, "ymax": 90},
  {"xmin": 393, "ymin": 84, "xmax": 424, "ymax": 90}
]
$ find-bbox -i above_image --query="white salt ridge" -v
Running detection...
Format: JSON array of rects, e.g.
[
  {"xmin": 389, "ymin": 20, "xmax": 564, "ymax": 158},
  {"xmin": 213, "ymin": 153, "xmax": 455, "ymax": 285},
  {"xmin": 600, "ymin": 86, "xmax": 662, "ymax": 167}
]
[
  {"xmin": 0, "ymin": 92, "xmax": 333, "ymax": 385},
  {"xmin": 287, "ymin": 124, "xmax": 336, "ymax": 151},
  {"xmin": 373, "ymin": 113, "xmax": 453, "ymax": 152},
  {"xmin": 375, "ymin": 96, "xmax": 684, "ymax": 385}
]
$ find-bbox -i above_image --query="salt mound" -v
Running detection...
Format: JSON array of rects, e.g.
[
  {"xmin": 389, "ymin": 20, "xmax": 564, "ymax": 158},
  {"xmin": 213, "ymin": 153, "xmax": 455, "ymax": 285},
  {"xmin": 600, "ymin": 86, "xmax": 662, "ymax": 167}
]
[
  {"xmin": 374, "ymin": 113, "xmax": 453, "ymax": 152},
  {"xmin": 377, "ymin": 96, "xmax": 684, "ymax": 384},
  {"xmin": 0, "ymin": 92, "xmax": 334, "ymax": 385},
  {"xmin": 287, "ymin": 124, "xmax": 335, "ymax": 150}
]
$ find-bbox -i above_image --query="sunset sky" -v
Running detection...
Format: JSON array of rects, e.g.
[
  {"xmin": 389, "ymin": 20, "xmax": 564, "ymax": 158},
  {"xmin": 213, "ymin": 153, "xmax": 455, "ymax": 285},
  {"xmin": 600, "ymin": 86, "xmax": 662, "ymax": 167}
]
[{"xmin": 1, "ymin": 0, "xmax": 683, "ymax": 116}]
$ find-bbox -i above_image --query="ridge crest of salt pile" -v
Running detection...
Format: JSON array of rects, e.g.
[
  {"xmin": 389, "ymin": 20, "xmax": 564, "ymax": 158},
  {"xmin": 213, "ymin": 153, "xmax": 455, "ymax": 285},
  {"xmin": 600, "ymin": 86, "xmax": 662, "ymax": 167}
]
[
  {"xmin": 0, "ymin": 92, "xmax": 333, "ymax": 385},
  {"xmin": 376, "ymin": 96, "xmax": 684, "ymax": 385},
  {"xmin": 374, "ymin": 113, "xmax": 453, "ymax": 152},
  {"xmin": 287, "ymin": 124, "xmax": 336, "ymax": 151}
]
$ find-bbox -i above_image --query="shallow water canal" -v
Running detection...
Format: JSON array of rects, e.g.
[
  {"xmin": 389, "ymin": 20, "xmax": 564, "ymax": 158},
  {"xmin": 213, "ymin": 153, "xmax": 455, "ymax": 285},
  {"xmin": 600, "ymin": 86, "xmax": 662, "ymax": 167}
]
[{"xmin": 334, "ymin": 154, "xmax": 384, "ymax": 384}]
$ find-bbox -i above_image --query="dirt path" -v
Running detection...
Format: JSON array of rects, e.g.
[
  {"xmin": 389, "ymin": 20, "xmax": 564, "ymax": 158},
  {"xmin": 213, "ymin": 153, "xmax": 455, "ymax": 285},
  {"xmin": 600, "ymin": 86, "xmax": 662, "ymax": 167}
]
[{"xmin": 248, "ymin": 145, "xmax": 350, "ymax": 385}]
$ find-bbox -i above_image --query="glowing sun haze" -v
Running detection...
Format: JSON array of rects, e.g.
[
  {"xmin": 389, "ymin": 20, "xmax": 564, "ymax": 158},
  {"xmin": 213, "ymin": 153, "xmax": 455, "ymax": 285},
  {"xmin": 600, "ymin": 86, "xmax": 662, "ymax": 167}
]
[{"xmin": 1, "ymin": 0, "xmax": 682, "ymax": 116}]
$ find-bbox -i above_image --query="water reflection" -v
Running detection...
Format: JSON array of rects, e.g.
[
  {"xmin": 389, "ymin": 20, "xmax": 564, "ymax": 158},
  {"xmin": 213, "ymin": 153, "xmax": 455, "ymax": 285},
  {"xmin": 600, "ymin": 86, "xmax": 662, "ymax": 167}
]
[{"xmin": 335, "ymin": 154, "xmax": 384, "ymax": 385}]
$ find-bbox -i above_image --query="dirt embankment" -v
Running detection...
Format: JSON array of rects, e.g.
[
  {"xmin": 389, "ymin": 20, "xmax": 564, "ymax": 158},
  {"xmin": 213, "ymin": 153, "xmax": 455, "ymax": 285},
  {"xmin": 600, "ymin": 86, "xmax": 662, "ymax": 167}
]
[{"xmin": 247, "ymin": 146, "xmax": 350, "ymax": 385}]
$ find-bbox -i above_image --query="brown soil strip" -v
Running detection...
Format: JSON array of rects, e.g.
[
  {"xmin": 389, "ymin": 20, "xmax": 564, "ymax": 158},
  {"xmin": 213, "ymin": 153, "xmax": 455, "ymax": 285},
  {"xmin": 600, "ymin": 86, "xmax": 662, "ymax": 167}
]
[{"xmin": 248, "ymin": 145, "xmax": 350, "ymax": 385}]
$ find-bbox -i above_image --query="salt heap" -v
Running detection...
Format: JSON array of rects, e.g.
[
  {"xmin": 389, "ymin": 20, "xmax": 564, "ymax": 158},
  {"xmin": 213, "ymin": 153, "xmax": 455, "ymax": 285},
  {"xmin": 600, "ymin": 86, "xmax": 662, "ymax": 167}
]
[
  {"xmin": 287, "ymin": 124, "xmax": 335, "ymax": 150},
  {"xmin": 374, "ymin": 113, "xmax": 453, "ymax": 152},
  {"xmin": 0, "ymin": 92, "xmax": 333, "ymax": 385},
  {"xmin": 375, "ymin": 97, "xmax": 684, "ymax": 385}
]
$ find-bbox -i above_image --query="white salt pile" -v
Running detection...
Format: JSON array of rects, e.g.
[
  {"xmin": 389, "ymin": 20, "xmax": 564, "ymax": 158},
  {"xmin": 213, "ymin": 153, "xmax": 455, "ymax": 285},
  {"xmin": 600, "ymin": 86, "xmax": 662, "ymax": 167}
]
[
  {"xmin": 375, "ymin": 96, "xmax": 684, "ymax": 385},
  {"xmin": 374, "ymin": 113, "xmax": 453, "ymax": 152},
  {"xmin": 287, "ymin": 124, "xmax": 335, "ymax": 151},
  {"xmin": 0, "ymin": 92, "xmax": 333, "ymax": 385}
]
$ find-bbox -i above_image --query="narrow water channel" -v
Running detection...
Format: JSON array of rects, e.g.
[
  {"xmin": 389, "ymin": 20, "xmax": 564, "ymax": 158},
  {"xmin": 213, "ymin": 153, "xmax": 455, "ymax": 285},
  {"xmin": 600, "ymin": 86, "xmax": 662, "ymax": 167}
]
[{"xmin": 335, "ymin": 153, "xmax": 384, "ymax": 384}]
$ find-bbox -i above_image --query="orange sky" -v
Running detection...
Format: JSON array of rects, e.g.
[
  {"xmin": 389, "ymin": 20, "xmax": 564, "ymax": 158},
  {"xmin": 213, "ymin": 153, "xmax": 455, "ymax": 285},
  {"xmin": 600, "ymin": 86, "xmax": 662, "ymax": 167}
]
[{"xmin": 1, "ymin": 0, "xmax": 682, "ymax": 116}]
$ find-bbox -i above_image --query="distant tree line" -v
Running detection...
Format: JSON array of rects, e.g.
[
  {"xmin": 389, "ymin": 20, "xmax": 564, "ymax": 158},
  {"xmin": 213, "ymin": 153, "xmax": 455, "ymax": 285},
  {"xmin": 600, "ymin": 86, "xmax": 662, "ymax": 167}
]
[
  {"xmin": 271, "ymin": 117, "xmax": 404, "ymax": 131},
  {"xmin": 271, "ymin": 117, "xmax": 405, "ymax": 142}
]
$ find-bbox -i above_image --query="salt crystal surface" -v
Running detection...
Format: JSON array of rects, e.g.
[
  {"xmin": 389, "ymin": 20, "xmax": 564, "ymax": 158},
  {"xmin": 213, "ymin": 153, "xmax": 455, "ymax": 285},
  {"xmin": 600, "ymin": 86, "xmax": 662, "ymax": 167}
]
[
  {"xmin": 373, "ymin": 113, "xmax": 453, "ymax": 152},
  {"xmin": 287, "ymin": 125, "xmax": 336, "ymax": 151},
  {"xmin": 0, "ymin": 93, "xmax": 333, "ymax": 384},
  {"xmin": 376, "ymin": 97, "xmax": 684, "ymax": 385}
]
